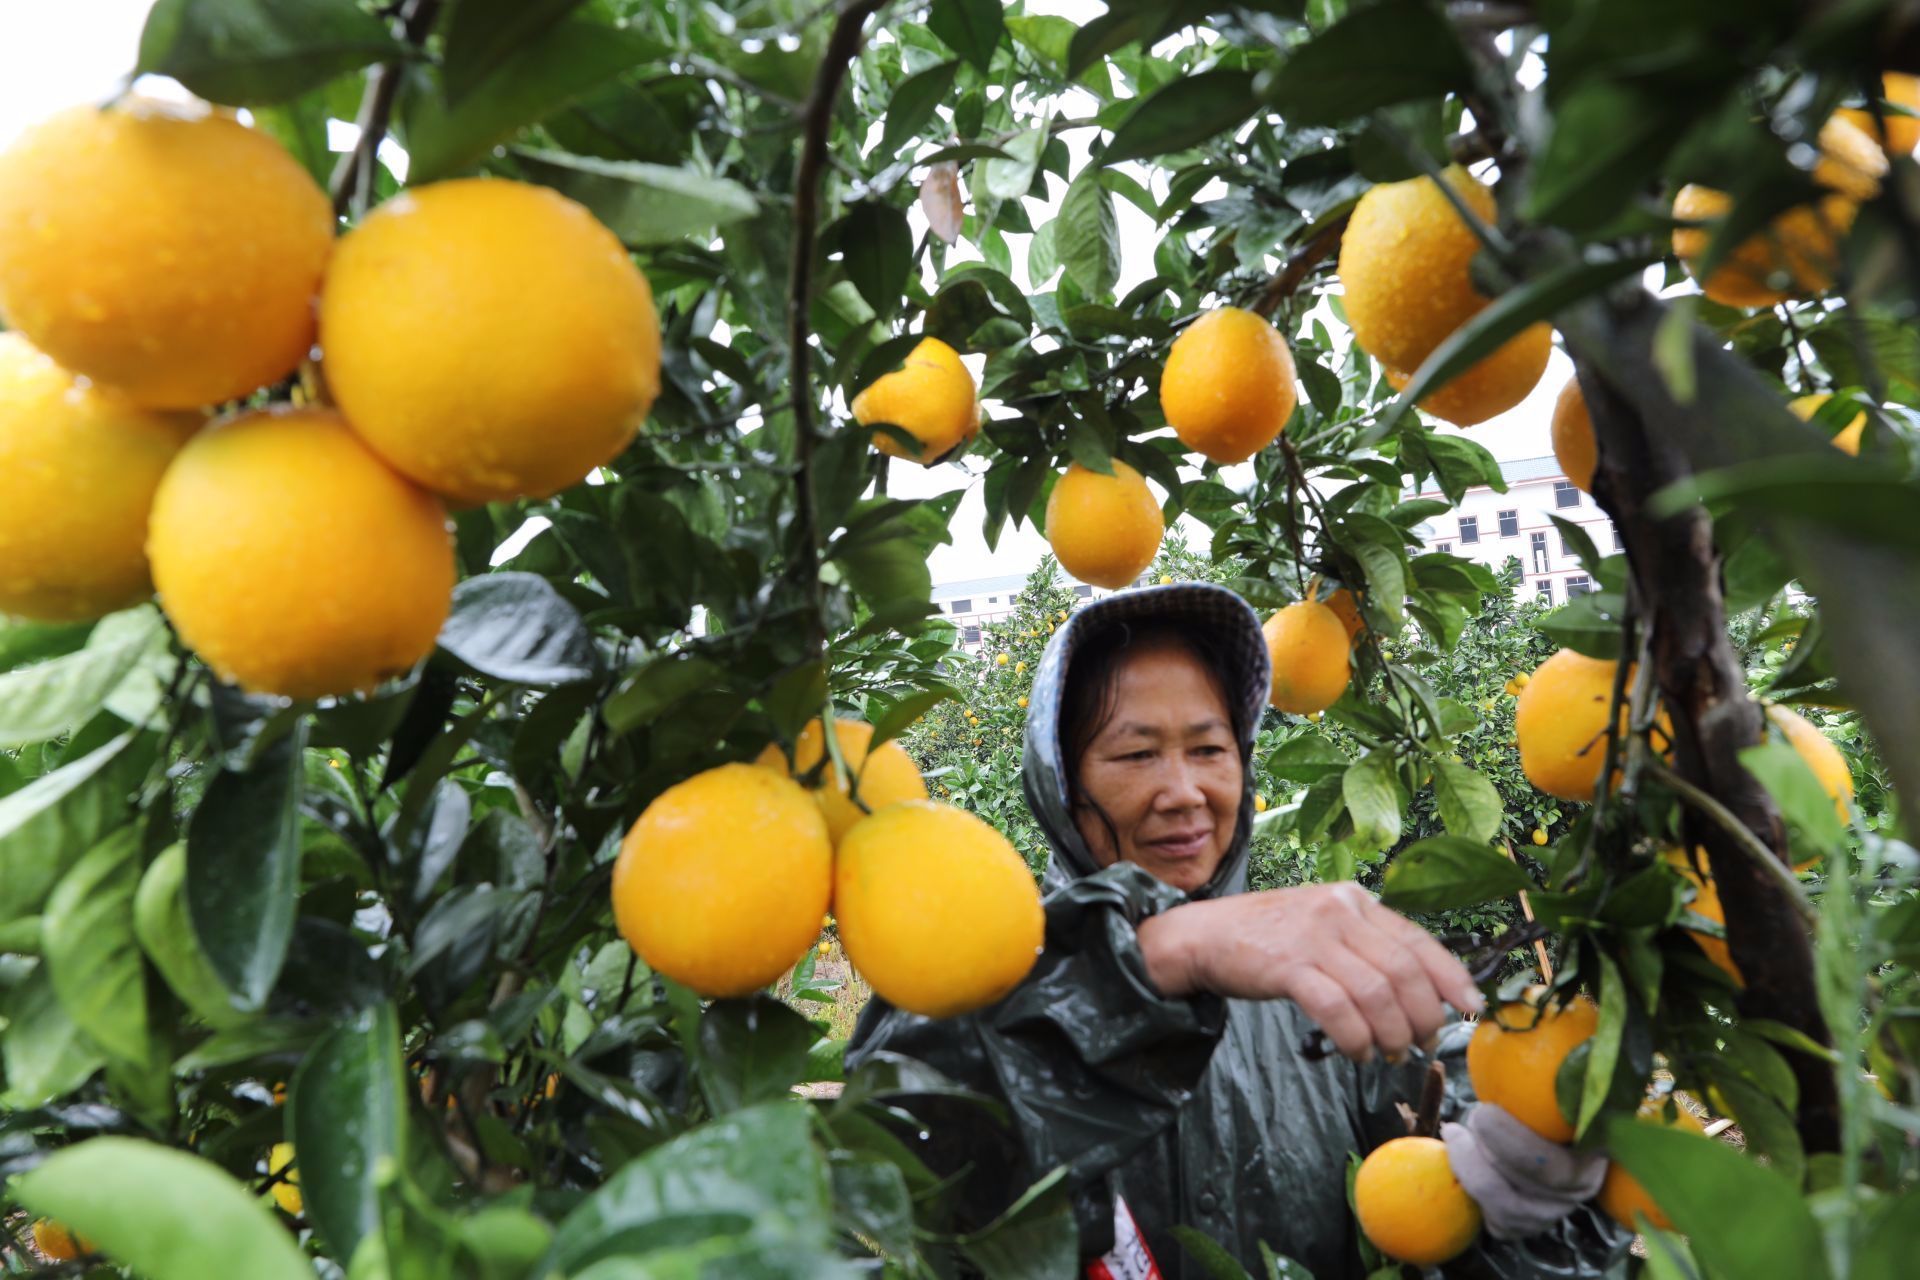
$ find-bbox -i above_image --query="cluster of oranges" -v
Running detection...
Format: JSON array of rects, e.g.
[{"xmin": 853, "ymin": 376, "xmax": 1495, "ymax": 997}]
[
  {"xmin": 610, "ymin": 716, "xmax": 1044, "ymax": 1019},
  {"xmin": 0, "ymin": 98, "xmax": 661, "ymax": 698}
]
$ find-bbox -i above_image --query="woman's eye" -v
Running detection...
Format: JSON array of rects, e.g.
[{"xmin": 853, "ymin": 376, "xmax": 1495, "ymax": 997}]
[
  {"xmin": 1121, "ymin": 750, "xmax": 1154, "ymax": 761},
  {"xmin": 1193, "ymin": 745, "xmax": 1227, "ymax": 757}
]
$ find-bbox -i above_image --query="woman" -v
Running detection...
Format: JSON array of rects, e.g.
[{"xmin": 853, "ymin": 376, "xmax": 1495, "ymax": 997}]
[{"xmin": 849, "ymin": 584, "xmax": 1626, "ymax": 1278}]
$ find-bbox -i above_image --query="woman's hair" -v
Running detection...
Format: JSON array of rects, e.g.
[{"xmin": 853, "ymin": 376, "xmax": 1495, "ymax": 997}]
[{"xmin": 1058, "ymin": 618, "xmax": 1243, "ymax": 856}]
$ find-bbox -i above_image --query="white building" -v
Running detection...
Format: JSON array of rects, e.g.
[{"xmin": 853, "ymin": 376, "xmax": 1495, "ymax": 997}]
[
  {"xmin": 932, "ymin": 572, "xmax": 1131, "ymax": 652},
  {"xmin": 1409, "ymin": 454, "xmax": 1621, "ymax": 605}
]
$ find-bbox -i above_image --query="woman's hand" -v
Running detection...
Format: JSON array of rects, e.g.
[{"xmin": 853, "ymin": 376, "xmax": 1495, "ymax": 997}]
[{"xmin": 1137, "ymin": 882, "xmax": 1484, "ymax": 1061}]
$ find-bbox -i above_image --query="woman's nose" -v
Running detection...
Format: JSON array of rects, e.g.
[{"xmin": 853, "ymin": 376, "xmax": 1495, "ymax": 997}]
[{"xmin": 1152, "ymin": 760, "xmax": 1208, "ymax": 809}]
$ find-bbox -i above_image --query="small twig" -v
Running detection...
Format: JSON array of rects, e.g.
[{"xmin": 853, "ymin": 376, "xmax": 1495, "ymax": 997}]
[
  {"xmin": 1251, "ymin": 213, "xmax": 1351, "ymax": 319},
  {"xmin": 329, "ymin": 0, "xmax": 443, "ymax": 217},
  {"xmin": 1413, "ymin": 1060, "xmax": 1448, "ymax": 1138},
  {"xmin": 1643, "ymin": 758, "xmax": 1816, "ymax": 921}
]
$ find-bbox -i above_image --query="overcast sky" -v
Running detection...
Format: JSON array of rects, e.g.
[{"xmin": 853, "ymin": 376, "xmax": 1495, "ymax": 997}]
[{"xmin": 0, "ymin": 1, "xmax": 1560, "ymax": 587}]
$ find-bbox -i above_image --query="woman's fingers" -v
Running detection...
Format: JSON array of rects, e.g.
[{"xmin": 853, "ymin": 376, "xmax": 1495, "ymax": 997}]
[
  {"xmin": 1283, "ymin": 965, "xmax": 1376, "ymax": 1060},
  {"xmin": 1379, "ymin": 905, "xmax": 1484, "ymax": 1015},
  {"xmin": 1356, "ymin": 925, "xmax": 1449, "ymax": 1045},
  {"xmin": 1314, "ymin": 947, "xmax": 1416, "ymax": 1058}
]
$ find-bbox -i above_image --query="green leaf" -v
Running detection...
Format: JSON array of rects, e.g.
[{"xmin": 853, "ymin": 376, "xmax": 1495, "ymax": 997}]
[
  {"xmin": 870, "ymin": 685, "xmax": 959, "ymax": 749},
  {"xmin": 514, "ymin": 149, "xmax": 758, "ymax": 244},
  {"xmin": 1857, "ymin": 1188, "xmax": 1920, "ymax": 1280},
  {"xmin": 1266, "ymin": 733, "xmax": 1348, "ymax": 784},
  {"xmin": 838, "ymin": 201, "xmax": 915, "ymax": 317},
  {"xmin": 955, "ymin": 1167, "xmax": 1077, "ymax": 1280},
  {"xmin": 1431, "ymin": 759, "xmax": 1503, "ymax": 843},
  {"xmin": 438, "ymin": 573, "xmax": 598, "ymax": 686},
  {"xmin": 1548, "ymin": 514, "xmax": 1606, "ymax": 577},
  {"xmin": 1, "ymin": 964, "xmax": 106, "ymax": 1107},
  {"xmin": 0, "ymin": 617, "xmax": 94, "ymax": 675},
  {"xmin": 1103, "ymin": 70, "xmax": 1259, "ymax": 165},
  {"xmin": 1535, "ymin": 590, "xmax": 1625, "ymax": 660},
  {"xmin": 697, "ymin": 995, "xmax": 820, "ymax": 1113},
  {"xmin": 440, "ymin": 0, "xmax": 591, "ymax": 104},
  {"xmin": 879, "ymin": 60, "xmax": 960, "ymax": 156},
  {"xmin": 42, "ymin": 824, "xmax": 148, "ymax": 1065},
  {"xmin": 1575, "ymin": 952, "xmax": 1625, "ymax": 1138},
  {"xmin": 1651, "ymin": 456, "xmax": 1920, "ymax": 551},
  {"xmin": 1381, "ymin": 835, "xmax": 1535, "ymax": 912},
  {"xmin": 289, "ymin": 1002, "xmax": 409, "ymax": 1264},
  {"xmin": 134, "ymin": 843, "xmax": 247, "ymax": 1029},
  {"xmin": 0, "ymin": 731, "xmax": 149, "ymax": 927},
  {"xmin": 1604, "ymin": 1117, "xmax": 1829, "ymax": 1280},
  {"xmin": 983, "ymin": 122, "xmax": 1049, "ymax": 201},
  {"xmin": 1342, "ymin": 752, "xmax": 1401, "ymax": 851},
  {"xmin": 13, "ymin": 1137, "xmax": 313, "ymax": 1280},
  {"xmin": 1170, "ymin": 1226, "xmax": 1257, "ymax": 1279},
  {"xmin": 0, "ymin": 606, "xmax": 165, "ymax": 748},
  {"xmin": 136, "ymin": 0, "xmax": 404, "ymax": 106},
  {"xmin": 1260, "ymin": 0, "xmax": 1472, "ymax": 126},
  {"xmin": 603, "ymin": 653, "xmax": 725, "ymax": 737},
  {"xmin": 928, "ymin": 0, "xmax": 1004, "ymax": 73},
  {"xmin": 1739, "ymin": 739, "xmax": 1843, "ymax": 854},
  {"xmin": 1057, "ymin": 168, "xmax": 1121, "ymax": 298},
  {"xmin": 1067, "ymin": 2, "xmax": 1176, "ymax": 78},
  {"xmin": 1525, "ymin": 80, "xmax": 1690, "ymax": 231},
  {"xmin": 187, "ymin": 722, "xmax": 306, "ymax": 1011}
]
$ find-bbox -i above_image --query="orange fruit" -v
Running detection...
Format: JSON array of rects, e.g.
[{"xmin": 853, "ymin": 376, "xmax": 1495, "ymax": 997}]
[
  {"xmin": 611, "ymin": 763, "xmax": 833, "ymax": 997},
  {"xmin": 1514, "ymin": 649, "xmax": 1670, "ymax": 802},
  {"xmin": 0, "ymin": 99, "xmax": 332, "ymax": 409},
  {"xmin": 1467, "ymin": 986, "xmax": 1600, "ymax": 1142},
  {"xmin": 0, "ymin": 332, "xmax": 200, "ymax": 621},
  {"xmin": 1384, "ymin": 322, "xmax": 1553, "ymax": 427},
  {"xmin": 1836, "ymin": 73, "xmax": 1920, "ymax": 157},
  {"xmin": 1263, "ymin": 601, "xmax": 1351, "ymax": 714},
  {"xmin": 147, "ymin": 408, "xmax": 453, "ymax": 698},
  {"xmin": 1672, "ymin": 117, "xmax": 1886, "ymax": 308},
  {"xmin": 1552, "ymin": 377, "xmax": 1597, "ymax": 492},
  {"xmin": 852, "ymin": 335, "xmax": 979, "ymax": 463},
  {"xmin": 1323, "ymin": 587, "xmax": 1366, "ymax": 642},
  {"xmin": 321, "ymin": 177, "xmax": 661, "ymax": 504},
  {"xmin": 1787, "ymin": 392, "xmax": 1868, "ymax": 456},
  {"xmin": 833, "ymin": 800, "xmax": 1043, "ymax": 1018},
  {"xmin": 1764, "ymin": 704, "xmax": 1853, "ymax": 826},
  {"xmin": 1664, "ymin": 849, "xmax": 1740, "ymax": 983},
  {"xmin": 32, "ymin": 1219, "xmax": 92, "ymax": 1261},
  {"xmin": 268, "ymin": 1143, "xmax": 302, "ymax": 1217},
  {"xmin": 1596, "ymin": 1093, "xmax": 1707, "ymax": 1231},
  {"xmin": 1353, "ymin": 1136, "xmax": 1482, "ymax": 1266},
  {"xmin": 1045, "ymin": 460, "xmax": 1164, "ymax": 589},
  {"xmin": 1159, "ymin": 306, "xmax": 1297, "ymax": 462},
  {"xmin": 755, "ymin": 716, "xmax": 928, "ymax": 845},
  {"xmin": 1339, "ymin": 165, "xmax": 1499, "ymax": 372}
]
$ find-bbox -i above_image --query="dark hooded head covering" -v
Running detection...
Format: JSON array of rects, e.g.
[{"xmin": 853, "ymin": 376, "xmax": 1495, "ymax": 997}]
[{"xmin": 1021, "ymin": 582, "xmax": 1270, "ymax": 901}]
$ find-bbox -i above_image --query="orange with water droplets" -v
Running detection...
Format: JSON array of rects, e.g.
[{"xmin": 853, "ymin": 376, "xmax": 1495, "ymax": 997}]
[
  {"xmin": 1159, "ymin": 306, "xmax": 1298, "ymax": 462},
  {"xmin": 1339, "ymin": 166, "xmax": 1499, "ymax": 373},
  {"xmin": 1353, "ymin": 1136, "xmax": 1482, "ymax": 1266},
  {"xmin": 1467, "ymin": 985, "xmax": 1599, "ymax": 1142},
  {"xmin": 1046, "ymin": 461, "xmax": 1164, "ymax": 589}
]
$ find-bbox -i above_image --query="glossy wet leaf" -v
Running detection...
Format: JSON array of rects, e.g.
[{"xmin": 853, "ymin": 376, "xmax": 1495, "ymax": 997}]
[
  {"xmin": 1260, "ymin": 0, "xmax": 1472, "ymax": 125},
  {"xmin": 928, "ymin": 0, "xmax": 1004, "ymax": 73},
  {"xmin": 0, "ymin": 605, "xmax": 164, "ymax": 748},
  {"xmin": 438, "ymin": 573, "xmax": 598, "ymax": 686},
  {"xmin": 289, "ymin": 1002, "xmax": 409, "ymax": 1263},
  {"xmin": 0, "ymin": 731, "xmax": 151, "ymax": 928},
  {"xmin": 1103, "ymin": 71, "xmax": 1259, "ymax": 165},
  {"xmin": 136, "ymin": 0, "xmax": 403, "ymax": 106},
  {"xmin": 133, "ymin": 843, "xmax": 248, "ymax": 1029},
  {"xmin": 515, "ymin": 149, "xmax": 758, "ymax": 244},
  {"xmin": 1381, "ymin": 835, "xmax": 1536, "ymax": 912},
  {"xmin": 43, "ymin": 824, "xmax": 149, "ymax": 1064}
]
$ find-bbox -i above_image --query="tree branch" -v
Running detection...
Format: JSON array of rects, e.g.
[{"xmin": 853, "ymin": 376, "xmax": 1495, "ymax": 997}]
[
  {"xmin": 1251, "ymin": 212, "xmax": 1351, "ymax": 319},
  {"xmin": 330, "ymin": 0, "xmax": 443, "ymax": 218}
]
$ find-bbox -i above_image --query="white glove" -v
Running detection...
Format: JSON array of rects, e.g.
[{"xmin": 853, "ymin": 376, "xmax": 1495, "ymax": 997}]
[{"xmin": 1441, "ymin": 1103, "xmax": 1610, "ymax": 1240}]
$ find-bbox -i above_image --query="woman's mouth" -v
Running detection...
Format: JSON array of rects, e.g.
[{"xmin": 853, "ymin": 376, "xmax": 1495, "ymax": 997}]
[{"xmin": 1145, "ymin": 830, "xmax": 1212, "ymax": 859}]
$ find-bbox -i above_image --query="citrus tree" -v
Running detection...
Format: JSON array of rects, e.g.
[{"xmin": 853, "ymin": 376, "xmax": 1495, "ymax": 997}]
[{"xmin": 0, "ymin": 0, "xmax": 1916, "ymax": 1277}]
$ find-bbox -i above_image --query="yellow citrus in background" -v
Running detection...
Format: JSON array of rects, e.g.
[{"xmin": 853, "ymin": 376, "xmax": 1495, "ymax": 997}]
[
  {"xmin": 0, "ymin": 333, "xmax": 200, "ymax": 621},
  {"xmin": 1159, "ymin": 305, "xmax": 1298, "ymax": 462},
  {"xmin": 268, "ymin": 1143, "xmax": 302, "ymax": 1217},
  {"xmin": 612, "ymin": 763, "xmax": 832, "ymax": 997},
  {"xmin": 1324, "ymin": 587, "xmax": 1366, "ymax": 642},
  {"xmin": 852, "ymin": 335, "xmax": 979, "ymax": 463},
  {"xmin": 1046, "ymin": 460, "xmax": 1164, "ymax": 589},
  {"xmin": 1764, "ymin": 704, "xmax": 1854, "ymax": 826},
  {"xmin": 1551, "ymin": 377, "xmax": 1597, "ymax": 493},
  {"xmin": 1467, "ymin": 986, "xmax": 1599, "ymax": 1142},
  {"xmin": 1671, "ymin": 117, "xmax": 1886, "ymax": 308},
  {"xmin": 755, "ymin": 716, "xmax": 928, "ymax": 845},
  {"xmin": 1515, "ymin": 649, "xmax": 1668, "ymax": 802},
  {"xmin": 1263, "ymin": 601, "xmax": 1351, "ymax": 714},
  {"xmin": 1787, "ymin": 392, "xmax": 1868, "ymax": 456},
  {"xmin": 1339, "ymin": 166, "xmax": 1499, "ymax": 372},
  {"xmin": 1384, "ymin": 322, "xmax": 1552, "ymax": 427},
  {"xmin": 32, "ymin": 1219, "xmax": 91, "ymax": 1261},
  {"xmin": 1836, "ymin": 73, "xmax": 1920, "ymax": 156},
  {"xmin": 321, "ymin": 178, "xmax": 660, "ymax": 504},
  {"xmin": 147, "ymin": 407, "xmax": 454, "ymax": 698},
  {"xmin": 1596, "ymin": 1094, "xmax": 1707, "ymax": 1231},
  {"xmin": 1664, "ymin": 848, "xmax": 1740, "ymax": 983},
  {"xmin": 1353, "ymin": 1136, "xmax": 1482, "ymax": 1266},
  {"xmin": 0, "ymin": 100, "xmax": 332, "ymax": 409},
  {"xmin": 834, "ymin": 799, "xmax": 1043, "ymax": 1018}
]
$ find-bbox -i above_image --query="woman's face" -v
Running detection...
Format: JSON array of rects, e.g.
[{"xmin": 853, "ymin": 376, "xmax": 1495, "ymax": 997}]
[{"xmin": 1073, "ymin": 640, "xmax": 1243, "ymax": 893}]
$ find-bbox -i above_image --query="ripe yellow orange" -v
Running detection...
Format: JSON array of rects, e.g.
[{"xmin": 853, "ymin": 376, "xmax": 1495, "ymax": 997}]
[
  {"xmin": 1551, "ymin": 377, "xmax": 1598, "ymax": 492},
  {"xmin": 268, "ymin": 1143, "xmax": 302, "ymax": 1217},
  {"xmin": 1836, "ymin": 74, "xmax": 1920, "ymax": 157},
  {"xmin": 1467, "ymin": 986, "xmax": 1599, "ymax": 1142},
  {"xmin": 0, "ymin": 100, "xmax": 332, "ymax": 410},
  {"xmin": 1532, "ymin": 828, "xmax": 1548, "ymax": 846},
  {"xmin": 148, "ymin": 408, "xmax": 454, "ymax": 698},
  {"xmin": 755, "ymin": 716, "xmax": 928, "ymax": 845},
  {"xmin": 833, "ymin": 800, "xmax": 1043, "ymax": 1018},
  {"xmin": 1788, "ymin": 392, "xmax": 1868, "ymax": 456},
  {"xmin": 1596, "ymin": 1094, "xmax": 1706, "ymax": 1231},
  {"xmin": 612, "ymin": 763, "xmax": 833, "ymax": 997},
  {"xmin": 1324, "ymin": 587, "xmax": 1366, "ymax": 642},
  {"xmin": 1515, "ymin": 650, "xmax": 1669, "ymax": 802},
  {"xmin": 1353, "ymin": 1136, "xmax": 1482, "ymax": 1266},
  {"xmin": 1672, "ymin": 117, "xmax": 1886, "ymax": 308},
  {"xmin": 32, "ymin": 1219, "xmax": 92, "ymax": 1261},
  {"xmin": 1664, "ymin": 848, "xmax": 1740, "ymax": 983},
  {"xmin": 1339, "ymin": 166, "xmax": 1499, "ymax": 373},
  {"xmin": 1263, "ymin": 601, "xmax": 1351, "ymax": 714},
  {"xmin": 851, "ymin": 335, "xmax": 979, "ymax": 463},
  {"xmin": 1384, "ymin": 322, "xmax": 1552, "ymax": 427},
  {"xmin": 321, "ymin": 178, "xmax": 660, "ymax": 504},
  {"xmin": 1045, "ymin": 460, "xmax": 1164, "ymax": 589},
  {"xmin": 1764, "ymin": 704, "xmax": 1854, "ymax": 826},
  {"xmin": 0, "ymin": 333, "xmax": 200, "ymax": 621},
  {"xmin": 1159, "ymin": 305, "xmax": 1298, "ymax": 462}
]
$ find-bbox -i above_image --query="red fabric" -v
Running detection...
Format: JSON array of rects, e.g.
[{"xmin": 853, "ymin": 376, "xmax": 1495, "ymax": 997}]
[{"xmin": 1087, "ymin": 1196, "xmax": 1162, "ymax": 1280}]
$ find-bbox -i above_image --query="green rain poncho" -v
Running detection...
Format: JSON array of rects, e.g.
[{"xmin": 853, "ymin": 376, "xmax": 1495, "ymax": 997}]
[{"xmin": 848, "ymin": 583, "xmax": 1628, "ymax": 1278}]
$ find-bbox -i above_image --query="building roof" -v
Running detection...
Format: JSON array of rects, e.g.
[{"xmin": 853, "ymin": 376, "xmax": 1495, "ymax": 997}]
[
  {"xmin": 1500, "ymin": 455, "xmax": 1567, "ymax": 484},
  {"xmin": 931, "ymin": 573, "xmax": 1030, "ymax": 600}
]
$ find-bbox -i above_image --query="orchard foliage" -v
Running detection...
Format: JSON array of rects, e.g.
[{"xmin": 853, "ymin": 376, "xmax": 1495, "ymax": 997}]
[{"xmin": 1, "ymin": 0, "xmax": 1919, "ymax": 1277}]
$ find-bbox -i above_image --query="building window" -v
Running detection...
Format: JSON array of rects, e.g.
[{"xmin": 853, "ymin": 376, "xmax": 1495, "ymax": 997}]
[
  {"xmin": 962, "ymin": 625, "xmax": 982, "ymax": 643},
  {"xmin": 1458, "ymin": 516, "xmax": 1479, "ymax": 544},
  {"xmin": 950, "ymin": 598, "xmax": 972, "ymax": 614},
  {"xmin": 1498, "ymin": 510, "xmax": 1519, "ymax": 537},
  {"xmin": 1436, "ymin": 541, "xmax": 1452, "ymax": 555},
  {"xmin": 1536, "ymin": 579, "xmax": 1554, "ymax": 603},
  {"xmin": 987, "ymin": 596, "xmax": 999, "ymax": 604},
  {"xmin": 1614, "ymin": 528, "xmax": 1625, "ymax": 551},
  {"xmin": 1566, "ymin": 575, "xmax": 1593, "ymax": 597},
  {"xmin": 1553, "ymin": 480, "xmax": 1579, "ymax": 509},
  {"xmin": 1530, "ymin": 531, "xmax": 1549, "ymax": 574},
  {"xmin": 1560, "ymin": 531, "xmax": 1578, "ymax": 559},
  {"xmin": 1074, "ymin": 584, "xmax": 1094, "ymax": 598}
]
